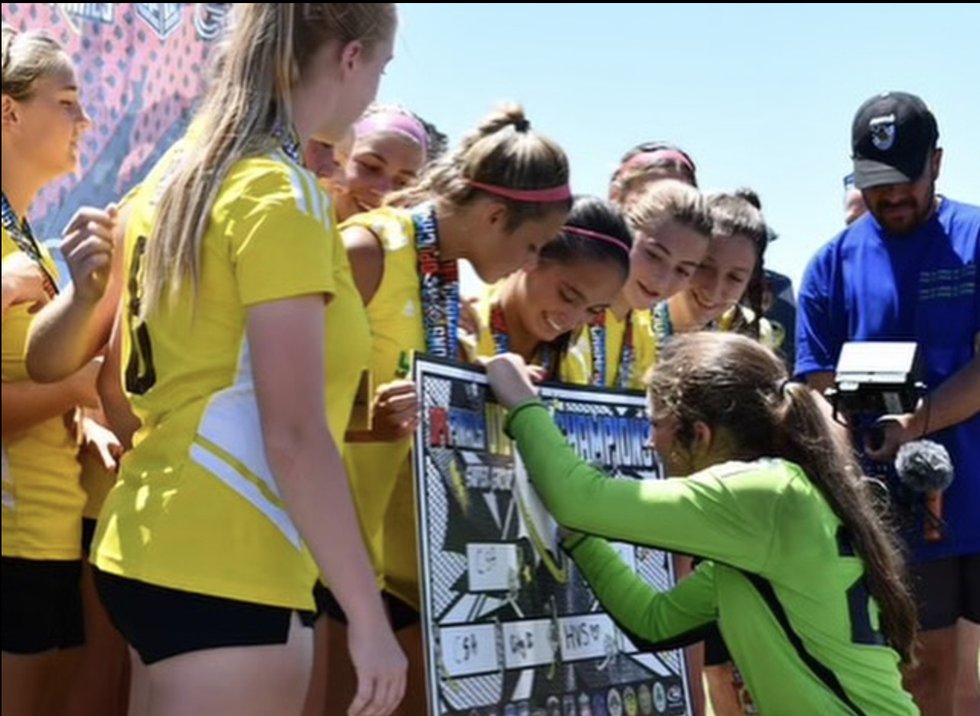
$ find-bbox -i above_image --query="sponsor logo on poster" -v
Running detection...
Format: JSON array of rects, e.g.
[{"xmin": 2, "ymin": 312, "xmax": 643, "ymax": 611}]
[
  {"xmin": 607, "ymin": 689, "xmax": 623, "ymax": 716},
  {"xmin": 592, "ymin": 693, "xmax": 609, "ymax": 716},
  {"xmin": 622, "ymin": 686, "xmax": 638, "ymax": 716},
  {"xmin": 637, "ymin": 684, "xmax": 653, "ymax": 716},
  {"xmin": 563, "ymin": 694, "xmax": 577, "ymax": 716},
  {"xmin": 652, "ymin": 682, "xmax": 666, "ymax": 714}
]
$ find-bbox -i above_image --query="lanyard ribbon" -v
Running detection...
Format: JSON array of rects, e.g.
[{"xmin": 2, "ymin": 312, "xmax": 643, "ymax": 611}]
[
  {"xmin": 652, "ymin": 301, "xmax": 674, "ymax": 343},
  {"xmin": 589, "ymin": 310, "xmax": 635, "ymax": 389},
  {"xmin": 413, "ymin": 203, "xmax": 460, "ymax": 360},
  {"xmin": 1, "ymin": 193, "xmax": 59, "ymax": 298}
]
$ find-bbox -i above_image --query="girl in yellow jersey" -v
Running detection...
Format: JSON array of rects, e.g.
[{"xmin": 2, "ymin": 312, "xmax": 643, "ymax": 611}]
[
  {"xmin": 325, "ymin": 104, "xmax": 571, "ymax": 714},
  {"xmin": 29, "ymin": 6, "xmax": 408, "ymax": 716},
  {"xmin": 335, "ymin": 105, "xmax": 433, "ymax": 222},
  {"xmin": 561, "ymin": 144, "xmax": 706, "ymax": 390},
  {"xmin": 461, "ymin": 196, "xmax": 632, "ymax": 369},
  {"xmin": 608, "ymin": 141, "xmax": 700, "ymax": 208},
  {"xmin": 300, "ymin": 105, "xmax": 432, "ymax": 716},
  {"xmin": 661, "ymin": 192, "xmax": 774, "ymax": 347},
  {"xmin": 0, "ymin": 23, "xmax": 119, "ymax": 714},
  {"xmin": 560, "ymin": 179, "xmax": 713, "ymax": 389},
  {"xmin": 655, "ymin": 190, "xmax": 773, "ymax": 716},
  {"xmin": 302, "ymin": 104, "xmax": 437, "ymax": 716},
  {"xmin": 304, "ymin": 103, "xmax": 433, "ymax": 224},
  {"xmin": 33, "ymin": 235, "xmax": 130, "ymax": 716}
]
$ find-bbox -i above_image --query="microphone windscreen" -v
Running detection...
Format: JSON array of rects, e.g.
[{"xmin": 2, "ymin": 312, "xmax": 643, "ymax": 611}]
[{"xmin": 894, "ymin": 440, "xmax": 954, "ymax": 493}]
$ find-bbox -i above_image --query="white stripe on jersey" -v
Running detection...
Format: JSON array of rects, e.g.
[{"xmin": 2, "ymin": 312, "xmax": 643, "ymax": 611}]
[{"xmin": 191, "ymin": 338, "xmax": 303, "ymax": 549}]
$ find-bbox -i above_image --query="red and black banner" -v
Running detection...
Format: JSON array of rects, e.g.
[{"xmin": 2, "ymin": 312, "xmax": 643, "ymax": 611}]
[{"xmin": 1, "ymin": 4, "xmax": 229, "ymax": 238}]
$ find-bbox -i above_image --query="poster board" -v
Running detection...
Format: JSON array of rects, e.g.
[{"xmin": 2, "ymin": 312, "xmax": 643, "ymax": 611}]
[{"xmin": 414, "ymin": 356, "xmax": 694, "ymax": 716}]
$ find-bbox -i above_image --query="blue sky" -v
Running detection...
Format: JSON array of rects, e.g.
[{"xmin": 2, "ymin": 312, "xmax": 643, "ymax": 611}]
[{"xmin": 379, "ymin": 3, "xmax": 979, "ymax": 290}]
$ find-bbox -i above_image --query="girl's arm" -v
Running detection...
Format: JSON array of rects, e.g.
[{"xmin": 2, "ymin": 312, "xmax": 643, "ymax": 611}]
[
  {"xmin": 26, "ymin": 204, "xmax": 125, "ymax": 382},
  {"xmin": 569, "ymin": 535, "xmax": 718, "ymax": 648},
  {"xmin": 2, "ymin": 359, "xmax": 100, "ymax": 436},
  {"xmin": 248, "ymin": 296, "xmax": 406, "ymax": 710},
  {"xmin": 507, "ymin": 400, "xmax": 779, "ymax": 572},
  {"xmin": 97, "ymin": 307, "xmax": 140, "ymax": 450}
]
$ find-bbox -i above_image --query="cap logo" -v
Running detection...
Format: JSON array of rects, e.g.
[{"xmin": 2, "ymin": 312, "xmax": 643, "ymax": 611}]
[{"xmin": 869, "ymin": 114, "xmax": 897, "ymax": 151}]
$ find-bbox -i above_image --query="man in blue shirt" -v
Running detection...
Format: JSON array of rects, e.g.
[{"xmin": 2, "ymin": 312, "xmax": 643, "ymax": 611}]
[{"xmin": 797, "ymin": 91, "xmax": 979, "ymax": 715}]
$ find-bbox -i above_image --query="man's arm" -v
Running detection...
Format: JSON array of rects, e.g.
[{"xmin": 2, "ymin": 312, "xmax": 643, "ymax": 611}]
[
  {"xmin": 868, "ymin": 354, "xmax": 980, "ymax": 461},
  {"xmin": 795, "ymin": 245, "xmax": 844, "ymax": 383}
]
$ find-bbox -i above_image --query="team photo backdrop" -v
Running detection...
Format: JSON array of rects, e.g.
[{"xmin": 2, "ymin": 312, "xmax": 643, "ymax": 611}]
[{"xmin": 1, "ymin": 3, "xmax": 229, "ymax": 238}]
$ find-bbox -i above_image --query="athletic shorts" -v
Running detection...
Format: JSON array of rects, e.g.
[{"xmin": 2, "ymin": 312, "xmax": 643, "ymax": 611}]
[
  {"xmin": 81, "ymin": 517, "xmax": 98, "ymax": 555},
  {"xmin": 1, "ymin": 557, "xmax": 84, "ymax": 653},
  {"xmin": 94, "ymin": 569, "xmax": 315, "ymax": 665},
  {"xmin": 313, "ymin": 582, "xmax": 420, "ymax": 631},
  {"xmin": 911, "ymin": 553, "xmax": 980, "ymax": 630}
]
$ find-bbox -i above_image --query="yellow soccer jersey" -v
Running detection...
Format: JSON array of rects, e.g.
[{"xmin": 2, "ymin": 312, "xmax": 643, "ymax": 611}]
[
  {"xmin": 2, "ymin": 228, "xmax": 85, "ymax": 559},
  {"xmin": 459, "ymin": 283, "xmax": 562, "ymax": 374},
  {"xmin": 717, "ymin": 304, "xmax": 778, "ymax": 350},
  {"xmin": 341, "ymin": 206, "xmax": 427, "ymax": 606},
  {"xmin": 559, "ymin": 308, "xmax": 660, "ymax": 389},
  {"xmin": 80, "ymin": 443, "xmax": 115, "ymax": 521},
  {"xmin": 92, "ymin": 145, "xmax": 370, "ymax": 609},
  {"xmin": 458, "ymin": 286, "xmax": 497, "ymax": 363}
]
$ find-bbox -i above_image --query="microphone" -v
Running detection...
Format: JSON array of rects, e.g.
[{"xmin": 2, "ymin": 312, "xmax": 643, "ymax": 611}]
[{"xmin": 894, "ymin": 440, "xmax": 954, "ymax": 543}]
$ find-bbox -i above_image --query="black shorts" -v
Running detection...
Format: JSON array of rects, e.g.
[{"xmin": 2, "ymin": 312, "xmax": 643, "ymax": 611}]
[
  {"xmin": 81, "ymin": 517, "xmax": 98, "ymax": 555},
  {"xmin": 313, "ymin": 582, "xmax": 420, "ymax": 632},
  {"xmin": 1, "ymin": 557, "xmax": 84, "ymax": 654},
  {"xmin": 94, "ymin": 570, "xmax": 315, "ymax": 665},
  {"xmin": 702, "ymin": 623, "xmax": 732, "ymax": 667},
  {"xmin": 911, "ymin": 553, "xmax": 980, "ymax": 630}
]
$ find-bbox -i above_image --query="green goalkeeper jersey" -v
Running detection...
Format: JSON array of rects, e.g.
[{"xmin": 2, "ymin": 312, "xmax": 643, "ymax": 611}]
[{"xmin": 507, "ymin": 401, "xmax": 917, "ymax": 716}]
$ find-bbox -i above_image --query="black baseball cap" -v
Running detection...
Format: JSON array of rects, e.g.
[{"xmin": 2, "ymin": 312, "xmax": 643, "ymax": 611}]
[{"xmin": 851, "ymin": 91, "xmax": 939, "ymax": 190}]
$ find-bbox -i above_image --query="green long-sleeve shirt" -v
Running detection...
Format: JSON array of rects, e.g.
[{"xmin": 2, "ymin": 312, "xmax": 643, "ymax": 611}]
[{"xmin": 507, "ymin": 400, "xmax": 917, "ymax": 716}]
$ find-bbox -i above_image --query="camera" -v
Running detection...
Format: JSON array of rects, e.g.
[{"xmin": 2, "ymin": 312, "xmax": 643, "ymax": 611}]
[
  {"xmin": 826, "ymin": 341, "xmax": 925, "ymax": 422},
  {"xmin": 826, "ymin": 341, "xmax": 952, "ymax": 542}
]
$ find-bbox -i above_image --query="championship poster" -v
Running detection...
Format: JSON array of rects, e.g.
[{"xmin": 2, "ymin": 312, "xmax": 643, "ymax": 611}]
[{"xmin": 414, "ymin": 357, "xmax": 694, "ymax": 716}]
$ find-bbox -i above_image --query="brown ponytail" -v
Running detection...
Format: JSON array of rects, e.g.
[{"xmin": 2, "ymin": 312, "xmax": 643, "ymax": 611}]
[
  {"xmin": 389, "ymin": 103, "xmax": 571, "ymax": 230},
  {"xmin": 648, "ymin": 332, "xmax": 917, "ymax": 661}
]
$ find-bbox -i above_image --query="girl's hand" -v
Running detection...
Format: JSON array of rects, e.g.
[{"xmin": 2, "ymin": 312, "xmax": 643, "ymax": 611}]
[
  {"xmin": 370, "ymin": 380, "xmax": 419, "ymax": 441},
  {"xmin": 60, "ymin": 204, "xmax": 118, "ymax": 304},
  {"xmin": 484, "ymin": 353, "xmax": 539, "ymax": 409}
]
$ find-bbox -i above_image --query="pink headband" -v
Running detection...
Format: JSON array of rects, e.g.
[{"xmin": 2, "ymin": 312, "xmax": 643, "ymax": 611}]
[
  {"xmin": 468, "ymin": 180, "xmax": 572, "ymax": 203},
  {"xmin": 355, "ymin": 111, "xmax": 429, "ymax": 153},
  {"xmin": 562, "ymin": 225, "xmax": 631, "ymax": 254},
  {"xmin": 622, "ymin": 149, "xmax": 695, "ymax": 176}
]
